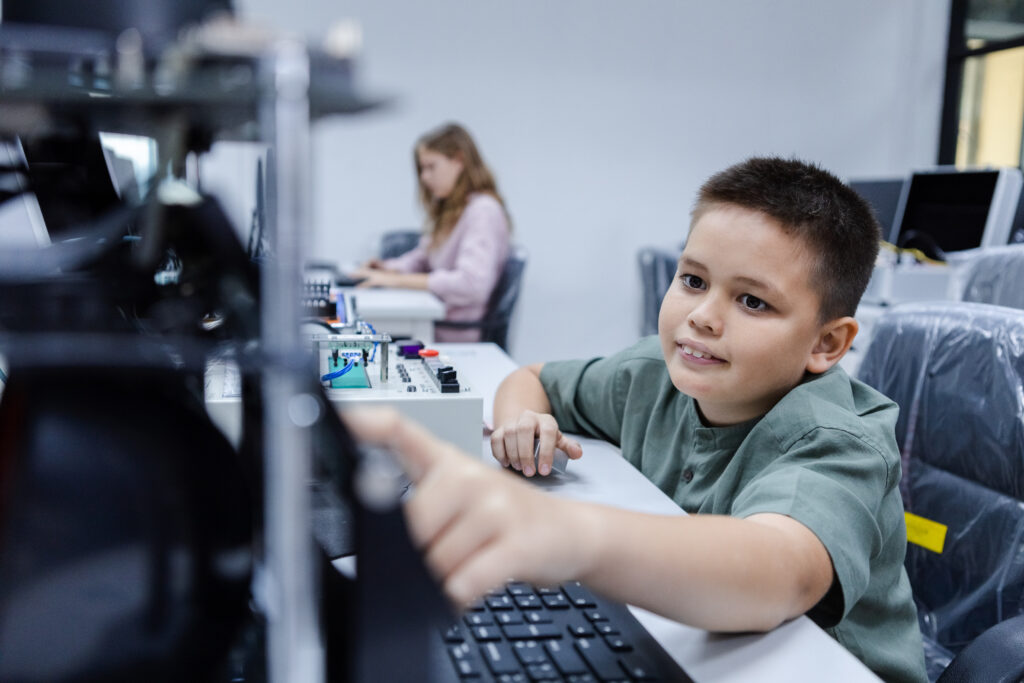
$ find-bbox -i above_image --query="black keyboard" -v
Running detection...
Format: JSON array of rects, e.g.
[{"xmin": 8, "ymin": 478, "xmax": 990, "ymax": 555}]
[{"xmin": 437, "ymin": 580, "xmax": 694, "ymax": 682}]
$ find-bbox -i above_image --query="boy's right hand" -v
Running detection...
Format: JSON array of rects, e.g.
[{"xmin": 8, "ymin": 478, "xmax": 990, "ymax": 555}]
[{"xmin": 490, "ymin": 410, "xmax": 583, "ymax": 477}]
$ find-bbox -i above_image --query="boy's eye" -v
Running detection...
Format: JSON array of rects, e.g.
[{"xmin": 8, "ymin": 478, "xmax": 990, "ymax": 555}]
[
  {"xmin": 739, "ymin": 294, "xmax": 768, "ymax": 311},
  {"xmin": 680, "ymin": 274, "xmax": 705, "ymax": 290}
]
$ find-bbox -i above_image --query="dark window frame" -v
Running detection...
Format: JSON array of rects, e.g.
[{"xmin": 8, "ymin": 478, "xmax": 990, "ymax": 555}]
[{"xmin": 939, "ymin": 0, "xmax": 1024, "ymax": 164}]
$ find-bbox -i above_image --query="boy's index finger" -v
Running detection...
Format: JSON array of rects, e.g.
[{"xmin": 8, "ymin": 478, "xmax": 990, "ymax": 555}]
[{"xmin": 341, "ymin": 407, "xmax": 445, "ymax": 483}]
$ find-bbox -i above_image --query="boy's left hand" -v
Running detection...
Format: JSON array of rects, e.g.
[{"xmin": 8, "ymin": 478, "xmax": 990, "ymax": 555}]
[{"xmin": 343, "ymin": 407, "xmax": 597, "ymax": 607}]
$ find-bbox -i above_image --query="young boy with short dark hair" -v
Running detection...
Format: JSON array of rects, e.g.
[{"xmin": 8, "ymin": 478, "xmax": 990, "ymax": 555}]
[{"xmin": 349, "ymin": 157, "xmax": 927, "ymax": 683}]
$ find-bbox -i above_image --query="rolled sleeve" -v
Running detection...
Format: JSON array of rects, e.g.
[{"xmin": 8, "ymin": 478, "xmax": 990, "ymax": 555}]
[
  {"xmin": 383, "ymin": 236, "xmax": 430, "ymax": 273},
  {"xmin": 730, "ymin": 427, "xmax": 891, "ymax": 623}
]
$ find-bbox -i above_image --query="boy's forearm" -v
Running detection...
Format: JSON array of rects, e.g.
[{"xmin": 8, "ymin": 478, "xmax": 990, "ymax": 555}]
[
  {"xmin": 493, "ymin": 364, "xmax": 551, "ymax": 424},
  {"xmin": 569, "ymin": 504, "xmax": 832, "ymax": 632}
]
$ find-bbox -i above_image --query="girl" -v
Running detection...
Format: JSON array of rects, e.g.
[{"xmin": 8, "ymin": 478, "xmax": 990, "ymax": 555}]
[{"xmin": 352, "ymin": 123, "xmax": 511, "ymax": 342}]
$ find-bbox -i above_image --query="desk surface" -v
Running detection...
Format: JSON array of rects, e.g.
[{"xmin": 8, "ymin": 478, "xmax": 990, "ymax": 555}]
[{"xmin": 434, "ymin": 342, "xmax": 881, "ymax": 683}]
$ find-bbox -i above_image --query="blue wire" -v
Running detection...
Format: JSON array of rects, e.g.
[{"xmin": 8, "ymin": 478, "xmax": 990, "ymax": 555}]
[
  {"xmin": 365, "ymin": 322, "xmax": 379, "ymax": 362},
  {"xmin": 321, "ymin": 358, "xmax": 355, "ymax": 382}
]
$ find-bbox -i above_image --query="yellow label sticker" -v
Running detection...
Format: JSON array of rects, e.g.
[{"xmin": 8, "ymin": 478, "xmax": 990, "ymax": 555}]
[{"xmin": 905, "ymin": 512, "xmax": 947, "ymax": 554}]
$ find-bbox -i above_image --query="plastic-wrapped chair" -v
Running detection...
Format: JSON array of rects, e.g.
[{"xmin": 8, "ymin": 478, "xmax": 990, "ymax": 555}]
[
  {"xmin": 637, "ymin": 247, "xmax": 678, "ymax": 337},
  {"xmin": 379, "ymin": 229, "xmax": 421, "ymax": 260},
  {"xmin": 956, "ymin": 244, "xmax": 1024, "ymax": 310},
  {"xmin": 433, "ymin": 246, "xmax": 526, "ymax": 352},
  {"xmin": 857, "ymin": 301, "xmax": 1024, "ymax": 682}
]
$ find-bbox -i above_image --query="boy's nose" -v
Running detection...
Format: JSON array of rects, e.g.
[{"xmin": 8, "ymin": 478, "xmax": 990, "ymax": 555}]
[{"xmin": 687, "ymin": 298, "xmax": 723, "ymax": 335}]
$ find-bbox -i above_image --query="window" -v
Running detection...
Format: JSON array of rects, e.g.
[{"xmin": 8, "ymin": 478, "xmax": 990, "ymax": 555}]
[{"xmin": 940, "ymin": 0, "xmax": 1024, "ymax": 168}]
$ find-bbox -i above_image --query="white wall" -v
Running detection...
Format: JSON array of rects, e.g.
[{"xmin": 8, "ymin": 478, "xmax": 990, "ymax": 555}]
[{"xmin": 233, "ymin": 0, "xmax": 951, "ymax": 363}]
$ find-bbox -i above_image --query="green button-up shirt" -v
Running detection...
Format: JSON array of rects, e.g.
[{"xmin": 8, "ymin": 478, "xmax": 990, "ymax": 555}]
[{"xmin": 540, "ymin": 336, "xmax": 926, "ymax": 683}]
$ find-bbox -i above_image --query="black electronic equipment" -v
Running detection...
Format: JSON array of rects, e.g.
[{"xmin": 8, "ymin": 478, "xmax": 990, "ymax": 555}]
[{"xmin": 848, "ymin": 177, "xmax": 905, "ymax": 239}]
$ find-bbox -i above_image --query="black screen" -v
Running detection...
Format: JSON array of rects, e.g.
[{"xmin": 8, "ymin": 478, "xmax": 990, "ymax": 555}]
[
  {"xmin": 893, "ymin": 171, "xmax": 999, "ymax": 253},
  {"xmin": 19, "ymin": 136, "xmax": 123, "ymax": 240},
  {"xmin": 849, "ymin": 178, "xmax": 905, "ymax": 238}
]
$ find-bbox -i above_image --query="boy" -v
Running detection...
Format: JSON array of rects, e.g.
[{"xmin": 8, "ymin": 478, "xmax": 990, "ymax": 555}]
[{"xmin": 347, "ymin": 157, "xmax": 926, "ymax": 683}]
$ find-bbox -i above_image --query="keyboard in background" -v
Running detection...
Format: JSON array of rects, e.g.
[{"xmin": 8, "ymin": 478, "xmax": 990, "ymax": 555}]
[{"xmin": 437, "ymin": 580, "xmax": 693, "ymax": 682}]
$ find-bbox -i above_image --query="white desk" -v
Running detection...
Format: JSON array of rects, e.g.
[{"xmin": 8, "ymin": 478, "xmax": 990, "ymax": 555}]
[
  {"xmin": 344, "ymin": 288, "xmax": 445, "ymax": 343},
  {"xmin": 434, "ymin": 342, "xmax": 881, "ymax": 683}
]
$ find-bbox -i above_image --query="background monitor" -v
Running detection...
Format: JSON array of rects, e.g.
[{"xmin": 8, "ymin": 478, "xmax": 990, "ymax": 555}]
[
  {"xmin": 848, "ymin": 177, "xmax": 906, "ymax": 239},
  {"xmin": 890, "ymin": 167, "xmax": 1023, "ymax": 257},
  {"xmin": 0, "ymin": 141, "xmax": 50, "ymax": 248}
]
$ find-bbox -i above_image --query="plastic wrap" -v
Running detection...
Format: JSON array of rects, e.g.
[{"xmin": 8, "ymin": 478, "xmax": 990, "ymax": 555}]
[
  {"xmin": 955, "ymin": 245, "xmax": 1024, "ymax": 310},
  {"xmin": 857, "ymin": 301, "xmax": 1024, "ymax": 667}
]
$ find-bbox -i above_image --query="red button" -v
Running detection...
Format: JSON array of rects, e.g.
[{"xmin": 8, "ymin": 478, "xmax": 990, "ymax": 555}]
[{"xmin": 418, "ymin": 348, "xmax": 439, "ymax": 357}]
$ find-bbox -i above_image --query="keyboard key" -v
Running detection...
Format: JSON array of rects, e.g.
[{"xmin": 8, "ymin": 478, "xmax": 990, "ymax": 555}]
[
  {"xmin": 574, "ymin": 637, "xmax": 625, "ymax": 681},
  {"xmin": 496, "ymin": 611, "xmax": 525, "ymax": 625},
  {"xmin": 562, "ymin": 581, "xmax": 597, "ymax": 608},
  {"xmin": 496, "ymin": 674, "xmax": 528, "ymax": 683},
  {"xmin": 442, "ymin": 624, "xmax": 465, "ymax": 643},
  {"xmin": 603, "ymin": 634, "xmax": 632, "ymax": 652},
  {"xmin": 503, "ymin": 623, "xmax": 562, "ymax": 640},
  {"xmin": 583, "ymin": 610, "xmax": 607, "ymax": 622},
  {"xmin": 448, "ymin": 643, "xmax": 483, "ymax": 677},
  {"xmin": 481, "ymin": 641, "xmax": 521, "ymax": 675},
  {"xmin": 565, "ymin": 676, "xmax": 597, "ymax": 682},
  {"xmin": 618, "ymin": 652, "xmax": 658, "ymax": 680},
  {"xmin": 525, "ymin": 662, "xmax": 560, "ymax": 680},
  {"xmin": 472, "ymin": 626, "xmax": 502, "ymax": 641},
  {"xmin": 487, "ymin": 594, "xmax": 516, "ymax": 610},
  {"xmin": 507, "ymin": 582, "xmax": 533, "ymax": 596},
  {"xmin": 524, "ymin": 611, "xmax": 552, "ymax": 624},
  {"xmin": 513, "ymin": 640, "xmax": 549, "ymax": 665},
  {"xmin": 541, "ymin": 592, "xmax": 571, "ymax": 609},
  {"xmin": 465, "ymin": 613, "xmax": 495, "ymax": 627},
  {"xmin": 568, "ymin": 622, "xmax": 596, "ymax": 637},
  {"xmin": 594, "ymin": 623, "xmax": 618, "ymax": 636},
  {"xmin": 515, "ymin": 594, "xmax": 543, "ymax": 609},
  {"xmin": 544, "ymin": 640, "xmax": 588, "ymax": 675}
]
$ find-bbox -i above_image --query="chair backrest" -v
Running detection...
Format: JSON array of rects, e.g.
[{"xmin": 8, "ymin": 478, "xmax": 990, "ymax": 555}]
[
  {"xmin": 431, "ymin": 246, "xmax": 526, "ymax": 352},
  {"xmin": 637, "ymin": 247, "xmax": 679, "ymax": 337},
  {"xmin": 480, "ymin": 247, "xmax": 527, "ymax": 350},
  {"xmin": 380, "ymin": 229, "xmax": 421, "ymax": 260},
  {"xmin": 857, "ymin": 302, "xmax": 1024, "ymax": 657},
  {"xmin": 957, "ymin": 245, "xmax": 1024, "ymax": 310}
]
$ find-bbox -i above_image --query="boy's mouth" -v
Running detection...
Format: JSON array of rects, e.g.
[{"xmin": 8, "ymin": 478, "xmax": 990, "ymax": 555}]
[{"xmin": 677, "ymin": 341, "xmax": 724, "ymax": 364}]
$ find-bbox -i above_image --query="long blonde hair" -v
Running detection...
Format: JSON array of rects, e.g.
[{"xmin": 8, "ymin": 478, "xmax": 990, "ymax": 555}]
[{"xmin": 415, "ymin": 122, "xmax": 508, "ymax": 247}]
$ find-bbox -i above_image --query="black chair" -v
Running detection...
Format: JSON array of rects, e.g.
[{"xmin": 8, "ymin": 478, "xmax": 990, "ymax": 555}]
[
  {"xmin": 637, "ymin": 247, "xmax": 679, "ymax": 337},
  {"xmin": 379, "ymin": 229, "xmax": 422, "ymax": 260},
  {"xmin": 857, "ymin": 302, "xmax": 1024, "ymax": 682},
  {"xmin": 936, "ymin": 613, "xmax": 1024, "ymax": 683},
  {"xmin": 433, "ymin": 246, "xmax": 526, "ymax": 352}
]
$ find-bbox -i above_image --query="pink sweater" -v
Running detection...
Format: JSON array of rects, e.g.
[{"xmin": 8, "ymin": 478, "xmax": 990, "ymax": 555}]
[{"xmin": 384, "ymin": 193, "xmax": 510, "ymax": 342}]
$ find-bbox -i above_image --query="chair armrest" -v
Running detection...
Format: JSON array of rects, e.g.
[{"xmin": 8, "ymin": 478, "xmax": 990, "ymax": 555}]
[{"xmin": 937, "ymin": 613, "xmax": 1024, "ymax": 683}]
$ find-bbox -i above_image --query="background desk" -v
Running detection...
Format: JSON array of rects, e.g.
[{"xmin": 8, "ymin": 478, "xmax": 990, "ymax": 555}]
[
  {"xmin": 344, "ymin": 288, "xmax": 445, "ymax": 343},
  {"xmin": 434, "ymin": 342, "xmax": 881, "ymax": 683}
]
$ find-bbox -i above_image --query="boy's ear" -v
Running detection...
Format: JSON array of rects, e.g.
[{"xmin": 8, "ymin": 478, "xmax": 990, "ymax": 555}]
[{"xmin": 806, "ymin": 316, "xmax": 859, "ymax": 374}]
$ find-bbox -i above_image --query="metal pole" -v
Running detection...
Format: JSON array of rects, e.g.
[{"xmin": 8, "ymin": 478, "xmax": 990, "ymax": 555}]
[{"xmin": 259, "ymin": 40, "xmax": 323, "ymax": 683}]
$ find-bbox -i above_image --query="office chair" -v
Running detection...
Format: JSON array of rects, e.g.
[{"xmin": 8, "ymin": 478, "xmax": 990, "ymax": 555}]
[
  {"xmin": 956, "ymin": 245, "xmax": 1024, "ymax": 311},
  {"xmin": 857, "ymin": 301, "xmax": 1024, "ymax": 682},
  {"xmin": 379, "ymin": 229, "xmax": 422, "ymax": 260},
  {"xmin": 637, "ymin": 247, "xmax": 679, "ymax": 337},
  {"xmin": 433, "ymin": 246, "xmax": 526, "ymax": 352}
]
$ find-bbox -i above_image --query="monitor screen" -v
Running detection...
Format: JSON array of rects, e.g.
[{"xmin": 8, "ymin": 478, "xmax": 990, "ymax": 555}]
[
  {"xmin": 890, "ymin": 168, "xmax": 1022, "ymax": 256},
  {"xmin": 848, "ymin": 178, "xmax": 905, "ymax": 239},
  {"xmin": 0, "ymin": 141, "xmax": 50, "ymax": 248}
]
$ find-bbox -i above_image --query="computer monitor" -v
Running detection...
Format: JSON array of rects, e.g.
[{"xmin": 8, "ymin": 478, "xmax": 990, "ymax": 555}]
[
  {"xmin": 889, "ymin": 167, "xmax": 1023, "ymax": 256},
  {"xmin": 0, "ymin": 141, "xmax": 50, "ymax": 248},
  {"xmin": 848, "ymin": 177, "xmax": 906, "ymax": 239},
  {"xmin": 18, "ymin": 135, "xmax": 125, "ymax": 241}
]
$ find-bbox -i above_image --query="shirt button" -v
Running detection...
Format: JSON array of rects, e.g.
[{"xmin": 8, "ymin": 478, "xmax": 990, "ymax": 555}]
[{"xmin": 682, "ymin": 469, "xmax": 694, "ymax": 483}]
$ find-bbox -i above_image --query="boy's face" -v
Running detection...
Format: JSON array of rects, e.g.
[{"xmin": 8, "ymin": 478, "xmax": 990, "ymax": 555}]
[{"xmin": 658, "ymin": 205, "xmax": 830, "ymax": 426}]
